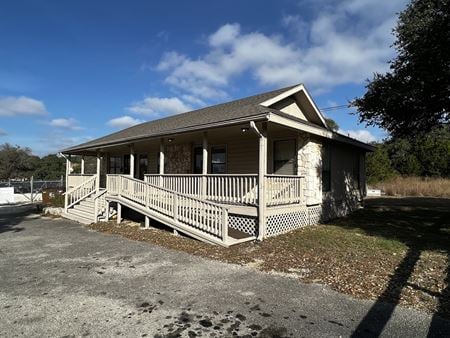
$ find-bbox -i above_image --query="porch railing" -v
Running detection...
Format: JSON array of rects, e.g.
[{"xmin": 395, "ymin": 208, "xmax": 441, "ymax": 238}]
[
  {"xmin": 107, "ymin": 175, "xmax": 229, "ymax": 241},
  {"xmin": 65, "ymin": 175, "xmax": 97, "ymax": 211},
  {"xmin": 93, "ymin": 189, "xmax": 107, "ymax": 222},
  {"xmin": 144, "ymin": 174, "xmax": 258, "ymax": 205},
  {"xmin": 265, "ymin": 175, "xmax": 304, "ymax": 206},
  {"xmin": 146, "ymin": 174, "xmax": 203, "ymax": 196}
]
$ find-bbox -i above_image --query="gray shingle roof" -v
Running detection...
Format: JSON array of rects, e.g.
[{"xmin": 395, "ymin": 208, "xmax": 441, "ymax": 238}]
[{"xmin": 63, "ymin": 84, "xmax": 300, "ymax": 152}]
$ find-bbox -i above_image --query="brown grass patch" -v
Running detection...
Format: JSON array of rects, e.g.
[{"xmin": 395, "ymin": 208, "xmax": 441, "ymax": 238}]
[{"xmin": 373, "ymin": 176, "xmax": 450, "ymax": 197}]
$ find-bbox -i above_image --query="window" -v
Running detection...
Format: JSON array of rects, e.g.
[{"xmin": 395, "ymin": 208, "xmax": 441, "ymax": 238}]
[
  {"xmin": 193, "ymin": 146, "xmax": 203, "ymax": 174},
  {"xmin": 123, "ymin": 155, "xmax": 130, "ymax": 175},
  {"xmin": 322, "ymin": 144, "xmax": 331, "ymax": 192},
  {"xmin": 273, "ymin": 139, "xmax": 296, "ymax": 175},
  {"xmin": 211, "ymin": 146, "xmax": 226, "ymax": 174},
  {"xmin": 139, "ymin": 155, "xmax": 148, "ymax": 180},
  {"xmin": 109, "ymin": 156, "xmax": 122, "ymax": 174}
]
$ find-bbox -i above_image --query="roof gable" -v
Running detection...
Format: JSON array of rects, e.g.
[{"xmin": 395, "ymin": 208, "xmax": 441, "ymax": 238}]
[{"xmin": 259, "ymin": 84, "xmax": 328, "ymax": 128}]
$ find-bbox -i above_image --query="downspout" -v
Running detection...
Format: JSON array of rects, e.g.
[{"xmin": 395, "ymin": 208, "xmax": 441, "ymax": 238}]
[{"xmin": 249, "ymin": 121, "xmax": 267, "ymax": 241}]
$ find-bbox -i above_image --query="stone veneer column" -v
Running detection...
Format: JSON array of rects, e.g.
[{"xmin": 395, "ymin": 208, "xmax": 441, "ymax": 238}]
[{"xmin": 297, "ymin": 134, "xmax": 322, "ymax": 205}]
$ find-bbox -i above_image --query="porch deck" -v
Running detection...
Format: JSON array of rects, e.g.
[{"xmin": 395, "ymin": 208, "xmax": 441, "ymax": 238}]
[{"xmin": 64, "ymin": 173, "xmax": 306, "ymax": 246}]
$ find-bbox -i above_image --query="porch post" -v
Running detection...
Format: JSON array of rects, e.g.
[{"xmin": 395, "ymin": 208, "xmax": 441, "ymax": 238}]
[
  {"xmin": 64, "ymin": 155, "xmax": 71, "ymax": 212},
  {"xmin": 202, "ymin": 132, "xmax": 208, "ymax": 198},
  {"xmin": 96, "ymin": 152, "xmax": 101, "ymax": 192},
  {"xmin": 80, "ymin": 156, "xmax": 85, "ymax": 175},
  {"xmin": 65, "ymin": 155, "xmax": 72, "ymax": 187},
  {"xmin": 257, "ymin": 122, "xmax": 267, "ymax": 241},
  {"xmin": 129, "ymin": 144, "xmax": 135, "ymax": 178},
  {"xmin": 159, "ymin": 138, "xmax": 165, "ymax": 186},
  {"xmin": 117, "ymin": 202, "xmax": 122, "ymax": 224},
  {"xmin": 105, "ymin": 201, "xmax": 110, "ymax": 221}
]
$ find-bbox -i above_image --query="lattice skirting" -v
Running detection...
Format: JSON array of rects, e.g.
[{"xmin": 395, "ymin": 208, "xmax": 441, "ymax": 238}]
[
  {"xmin": 265, "ymin": 203, "xmax": 347, "ymax": 237},
  {"xmin": 228, "ymin": 214, "xmax": 257, "ymax": 236},
  {"xmin": 308, "ymin": 205, "xmax": 322, "ymax": 225},
  {"xmin": 266, "ymin": 208, "xmax": 309, "ymax": 237},
  {"xmin": 231, "ymin": 199, "xmax": 362, "ymax": 238}
]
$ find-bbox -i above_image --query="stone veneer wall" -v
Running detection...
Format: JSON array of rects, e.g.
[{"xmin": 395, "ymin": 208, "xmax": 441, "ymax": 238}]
[
  {"xmin": 164, "ymin": 144, "xmax": 192, "ymax": 174},
  {"xmin": 297, "ymin": 134, "xmax": 322, "ymax": 206}
]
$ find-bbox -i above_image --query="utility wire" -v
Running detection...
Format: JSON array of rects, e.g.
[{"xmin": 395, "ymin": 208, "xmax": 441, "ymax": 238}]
[{"xmin": 319, "ymin": 104, "xmax": 351, "ymax": 112}]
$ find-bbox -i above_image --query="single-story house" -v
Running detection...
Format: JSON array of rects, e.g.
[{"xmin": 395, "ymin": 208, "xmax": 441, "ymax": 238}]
[{"xmin": 61, "ymin": 84, "xmax": 374, "ymax": 247}]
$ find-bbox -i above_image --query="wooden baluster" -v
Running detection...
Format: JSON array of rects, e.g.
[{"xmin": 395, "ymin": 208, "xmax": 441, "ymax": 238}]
[{"xmin": 173, "ymin": 193, "xmax": 178, "ymax": 221}]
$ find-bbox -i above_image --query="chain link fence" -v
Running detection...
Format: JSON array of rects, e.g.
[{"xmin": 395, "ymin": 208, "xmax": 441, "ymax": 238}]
[{"xmin": 0, "ymin": 176, "xmax": 65, "ymax": 203}]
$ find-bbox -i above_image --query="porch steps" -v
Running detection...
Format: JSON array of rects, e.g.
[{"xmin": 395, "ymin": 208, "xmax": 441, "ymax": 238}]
[
  {"xmin": 62, "ymin": 194, "xmax": 113, "ymax": 225},
  {"xmin": 63, "ymin": 209, "xmax": 93, "ymax": 225}
]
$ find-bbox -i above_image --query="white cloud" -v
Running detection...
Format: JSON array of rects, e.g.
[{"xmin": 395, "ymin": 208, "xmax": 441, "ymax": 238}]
[
  {"xmin": 0, "ymin": 96, "xmax": 48, "ymax": 117},
  {"xmin": 37, "ymin": 134, "xmax": 93, "ymax": 156},
  {"xmin": 107, "ymin": 116, "xmax": 145, "ymax": 129},
  {"xmin": 181, "ymin": 94, "xmax": 206, "ymax": 107},
  {"xmin": 209, "ymin": 23, "xmax": 240, "ymax": 47},
  {"xmin": 127, "ymin": 96, "xmax": 192, "ymax": 116},
  {"xmin": 156, "ymin": 52, "xmax": 187, "ymax": 71},
  {"xmin": 156, "ymin": 0, "xmax": 406, "ymax": 98},
  {"xmin": 49, "ymin": 118, "xmax": 83, "ymax": 130},
  {"xmin": 0, "ymin": 128, "xmax": 6, "ymax": 136},
  {"xmin": 339, "ymin": 129, "xmax": 378, "ymax": 143}
]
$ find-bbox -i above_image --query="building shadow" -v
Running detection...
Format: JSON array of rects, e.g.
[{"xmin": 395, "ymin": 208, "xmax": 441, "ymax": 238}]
[{"xmin": 330, "ymin": 197, "xmax": 450, "ymax": 337}]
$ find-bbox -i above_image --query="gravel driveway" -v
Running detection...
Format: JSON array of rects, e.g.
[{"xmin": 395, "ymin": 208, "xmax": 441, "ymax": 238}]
[{"xmin": 1, "ymin": 210, "xmax": 449, "ymax": 337}]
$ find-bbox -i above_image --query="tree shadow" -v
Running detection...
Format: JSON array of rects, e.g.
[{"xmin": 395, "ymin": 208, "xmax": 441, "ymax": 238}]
[
  {"xmin": 329, "ymin": 197, "xmax": 450, "ymax": 337},
  {"xmin": 0, "ymin": 207, "xmax": 38, "ymax": 234}
]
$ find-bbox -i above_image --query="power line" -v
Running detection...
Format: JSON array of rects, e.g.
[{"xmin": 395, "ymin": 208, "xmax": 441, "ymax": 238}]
[{"xmin": 320, "ymin": 104, "xmax": 351, "ymax": 112}]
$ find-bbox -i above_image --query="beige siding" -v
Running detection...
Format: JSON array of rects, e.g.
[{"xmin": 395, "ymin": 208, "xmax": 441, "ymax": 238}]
[
  {"xmin": 271, "ymin": 98, "xmax": 307, "ymax": 120},
  {"xmin": 328, "ymin": 143, "xmax": 363, "ymax": 200},
  {"xmin": 207, "ymin": 130, "xmax": 258, "ymax": 174}
]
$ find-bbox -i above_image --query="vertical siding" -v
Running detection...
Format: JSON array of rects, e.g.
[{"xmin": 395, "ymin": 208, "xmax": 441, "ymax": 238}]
[
  {"xmin": 328, "ymin": 143, "xmax": 364, "ymax": 201},
  {"xmin": 208, "ymin": 131, "xmax": 259, "ymax": 174}
]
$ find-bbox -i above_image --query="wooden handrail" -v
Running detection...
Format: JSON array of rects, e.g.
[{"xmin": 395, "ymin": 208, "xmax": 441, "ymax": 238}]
[
  {"xmin": 65, "ymin": 175, "xmax": 97, "ymax": 210},
  {"xmin": 64, "ymin": 174, "xmax": 96, "ymax": 195},
  {"xmin": 145, "ymin": 174, "xmax": 258, "ymax": 177},
  {"xmin": 124, "ymin": 175, "xmax": 228, "ymax": 207},
  {"xmin": 107, "ymin": 175, "xmax": 229, "ymax": 240}
]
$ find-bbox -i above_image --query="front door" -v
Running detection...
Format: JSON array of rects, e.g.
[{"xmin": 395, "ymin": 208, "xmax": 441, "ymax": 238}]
[{"xmin": 273, "ymin": 139, "xmax": 296, "ymax": 175}]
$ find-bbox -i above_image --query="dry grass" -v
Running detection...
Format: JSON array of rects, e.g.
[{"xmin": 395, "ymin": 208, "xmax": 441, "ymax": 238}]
[{"xmin": 373, "ymin": 176, "xmax": 450, "ymax": 197}]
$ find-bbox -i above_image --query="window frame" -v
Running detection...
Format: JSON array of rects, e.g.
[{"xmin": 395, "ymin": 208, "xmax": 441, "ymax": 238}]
[
  {"xmin": 193, "ymin": 145, "xmax": 203, "ymax": 174},
  {"xmin": 138, "ymin": 154, "xmax": 148, "ymax": 180},
  {"xmin": 272, "ymin": 138, "xmax": 297, "ymax": 175},
  {"xmin": 210, "ymin": 145, "xmax": 227, "ymax": 174},
  {"xmin": 109, "ymin": 156, "xmax": 122, "ymax": 174}
]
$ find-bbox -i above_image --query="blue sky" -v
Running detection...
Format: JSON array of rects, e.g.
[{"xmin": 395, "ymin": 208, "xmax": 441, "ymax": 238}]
[{"xmin": 0, "ymin": 0, "xmax": 408, "ymax": 156}]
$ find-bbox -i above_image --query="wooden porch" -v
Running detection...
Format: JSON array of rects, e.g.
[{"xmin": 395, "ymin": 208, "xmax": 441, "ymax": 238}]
[
  {"xmin": 63, "ymin": 172, "xmax": 305, "ymax": 246},
  {"xmin": 62, "ymin": 121, "xmax": 308, "ymax": 246}
]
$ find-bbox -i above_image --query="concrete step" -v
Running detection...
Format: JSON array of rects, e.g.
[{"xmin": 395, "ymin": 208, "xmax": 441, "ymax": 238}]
[
  {"xmin": 73, "ymin": 204, "xmax": 94, "ymax": 214},
  {"xmin": 79, "ymin": 200, "xmax": 94, "ymax": 208},
  {"xmin": 62, "ymin": 211, "xmax": 93, "ymax": 225},
  {"xmin": 67, "ymin": 208, "xmax": 94, "ymax": 222}
]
